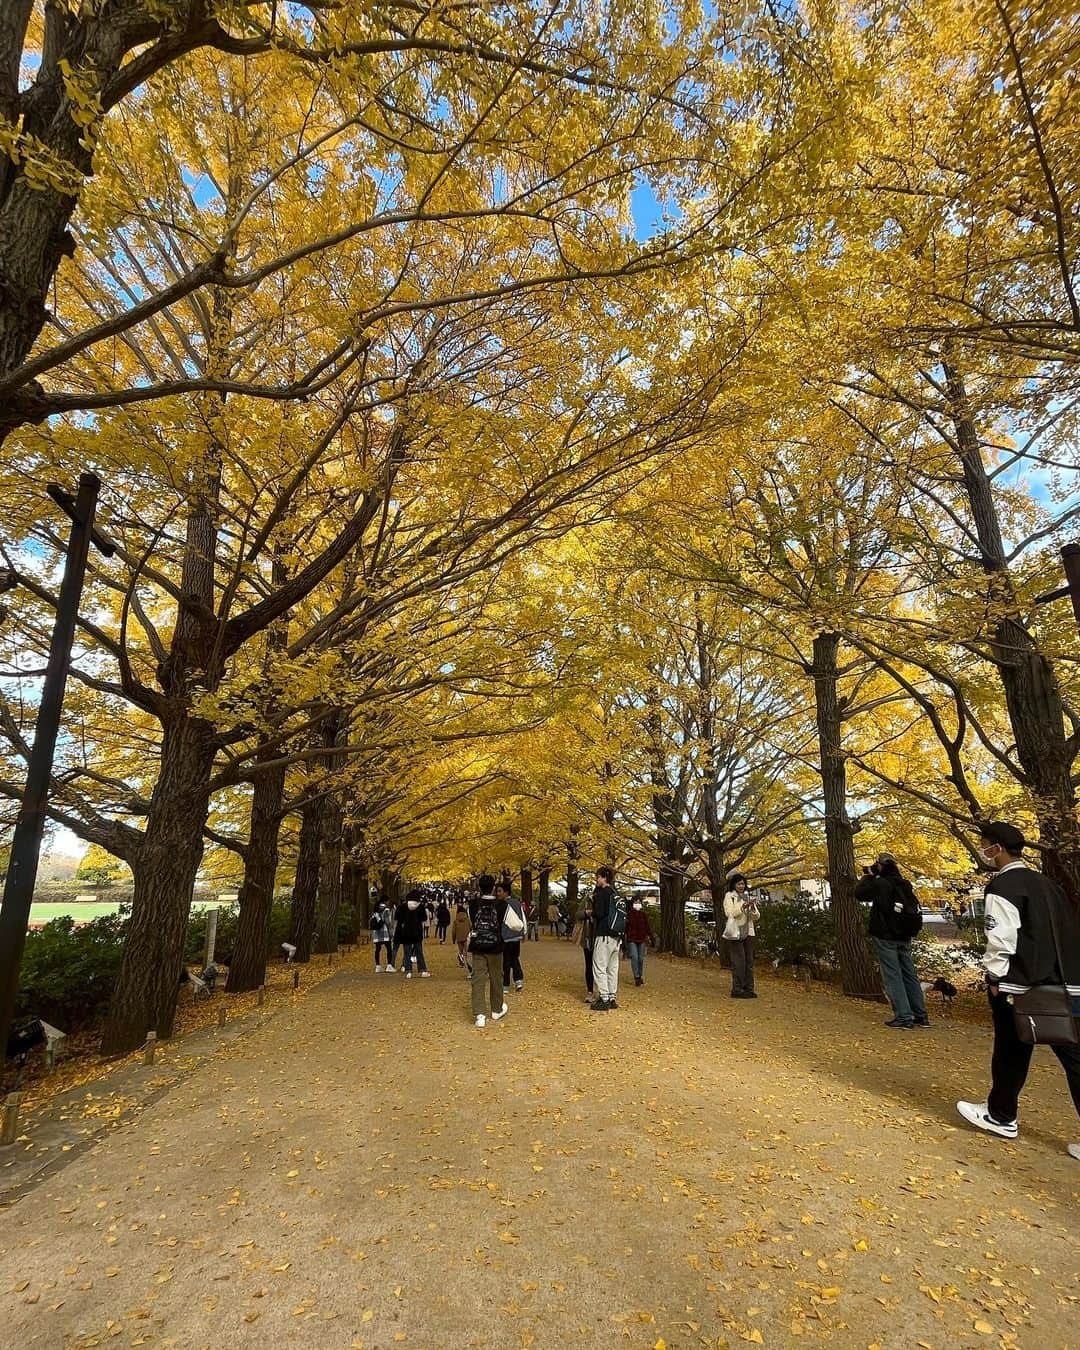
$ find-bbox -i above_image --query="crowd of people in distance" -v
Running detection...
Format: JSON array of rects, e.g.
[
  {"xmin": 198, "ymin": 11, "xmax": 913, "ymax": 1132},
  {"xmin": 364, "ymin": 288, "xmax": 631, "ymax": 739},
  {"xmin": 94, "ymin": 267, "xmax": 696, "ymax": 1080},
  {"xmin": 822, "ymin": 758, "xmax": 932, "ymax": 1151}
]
[{"xmin": 363, "ymin": 819, "xmax": 1080, "ymax": 1160}]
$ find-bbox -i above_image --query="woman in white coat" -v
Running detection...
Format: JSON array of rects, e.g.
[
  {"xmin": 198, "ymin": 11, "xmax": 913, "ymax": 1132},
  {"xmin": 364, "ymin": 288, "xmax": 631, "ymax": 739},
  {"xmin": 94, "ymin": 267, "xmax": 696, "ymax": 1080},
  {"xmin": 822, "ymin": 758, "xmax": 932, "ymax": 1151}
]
[{"xmin": 722, "ymin": 874, "xmax": 759, "ymax": 999}]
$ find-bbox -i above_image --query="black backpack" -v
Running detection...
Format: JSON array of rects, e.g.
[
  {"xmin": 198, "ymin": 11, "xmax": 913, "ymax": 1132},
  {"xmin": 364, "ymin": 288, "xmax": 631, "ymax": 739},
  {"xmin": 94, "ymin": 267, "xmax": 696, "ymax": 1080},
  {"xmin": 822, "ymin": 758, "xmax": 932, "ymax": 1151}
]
[
  {"xmin": 888, "ymin": 878, "xmax": 923, "ymax": 940},
  {"xmin": 608, "ymin": 891, "xmax": 627, "ymax": 938},
  {"xmin": 472, "ymin": 898, "xmax": 501, "ymax": 948}
]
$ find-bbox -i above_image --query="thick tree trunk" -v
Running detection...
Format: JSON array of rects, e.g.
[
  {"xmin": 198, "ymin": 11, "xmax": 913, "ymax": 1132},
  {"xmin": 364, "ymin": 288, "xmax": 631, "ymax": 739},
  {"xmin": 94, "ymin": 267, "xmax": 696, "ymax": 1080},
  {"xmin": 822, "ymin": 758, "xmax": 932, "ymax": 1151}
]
[
  {"xmin": 944, "ymin": 362, "xmax": 1080, "ymax": 902},
  {"xmin": 314, "ymin": 790, "xmax": 343, "ymax": 954},
  {"xmin": 538, "ymin": 865, "xmax": 550, "ymax": 912},
  {"xmin": 705, "ymin": 841, "xmax": 727, "ymax": 947},
  {"xmin": 520, "ymin": 866, "xmax": 533, "ymax": 910},
  {"xmin": 101, "ymin": 485, "xmax": 220, "ymax": 1053},
  {"xmin": 811, "ymin": 632, "xmax": 880, "ymax": 997},
  {"xmin": 290, "ymin": 798, "xmax": 322, "ymax": 963},
  {"xmin": 658, "ymin": 860, "xmax": 687, "ymax": 956},
  {"xmin": 100, "ymin": 716, "xmax": 216, "ymax": 1053},
  {"xmin": 227, "ymin": 752, "xmax": 287, "ymax": 992},
  {"xmin": 342, "ymin": 851, "xmax": 370, "ymax": 941}
]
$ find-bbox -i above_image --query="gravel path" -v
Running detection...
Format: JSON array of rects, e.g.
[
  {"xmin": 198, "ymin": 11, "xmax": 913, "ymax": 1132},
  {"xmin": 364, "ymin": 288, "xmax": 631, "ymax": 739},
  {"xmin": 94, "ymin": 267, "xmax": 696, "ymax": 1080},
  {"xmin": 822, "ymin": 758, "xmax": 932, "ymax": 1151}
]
[{"xmin": 0, "ymin": 939, "xmax": 1076, "ymax": 1348}]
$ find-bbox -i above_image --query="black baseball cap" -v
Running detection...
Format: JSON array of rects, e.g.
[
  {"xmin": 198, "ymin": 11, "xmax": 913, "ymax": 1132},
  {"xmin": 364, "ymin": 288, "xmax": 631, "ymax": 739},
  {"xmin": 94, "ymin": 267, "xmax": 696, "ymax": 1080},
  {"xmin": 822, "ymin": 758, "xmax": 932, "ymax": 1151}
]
[{"xmin": 979, "ymin": 821, "xmax": 1026, "ymax": 853}]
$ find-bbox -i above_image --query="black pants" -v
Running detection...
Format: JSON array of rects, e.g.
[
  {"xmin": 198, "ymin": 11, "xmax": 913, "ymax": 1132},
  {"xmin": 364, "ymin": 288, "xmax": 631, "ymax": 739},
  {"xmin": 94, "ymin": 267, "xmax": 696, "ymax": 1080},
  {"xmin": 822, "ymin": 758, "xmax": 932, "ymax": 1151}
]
[
  {"xmin": 503, "ymin": 941, "xmax": 523, "ymax": 986},
  {"xmin": 584, "ymin": 945, "xmax": 594, "ymax": 993},
  {"xmin": 436, "ymin": 923, "xmax": 448, "ymax": 942},
  {"xmin": 987, "ymin": 990, "xmax": 1080, "ymax": 1124}
]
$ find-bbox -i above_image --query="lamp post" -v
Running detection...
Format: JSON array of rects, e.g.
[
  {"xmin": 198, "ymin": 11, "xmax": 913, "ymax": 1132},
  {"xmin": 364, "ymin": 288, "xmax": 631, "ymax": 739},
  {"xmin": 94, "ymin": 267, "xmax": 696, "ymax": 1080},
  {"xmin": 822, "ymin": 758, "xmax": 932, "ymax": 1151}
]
[{"xmin": 0, "ymin": 474, "xmax": 113, "ymax": 1061}]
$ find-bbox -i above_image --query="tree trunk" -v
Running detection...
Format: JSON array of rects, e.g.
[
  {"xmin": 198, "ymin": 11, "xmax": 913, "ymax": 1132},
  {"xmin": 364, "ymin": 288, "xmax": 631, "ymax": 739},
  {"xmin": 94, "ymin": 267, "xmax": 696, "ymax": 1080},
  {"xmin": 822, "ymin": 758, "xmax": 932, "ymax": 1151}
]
[
  {"xmin": 342, "ymin": 854, "xmax": 370, "ymax": 940},
  {"xmin": 100, "ymin": 484, "xmax": 220, "ymax": 1053},
  {"xmin": 227, "ymin": 752, "xmax": 287, "ymax": 992},
  {"xmin": 314, "ymin": 790, "xmax": 343, "ymax": 954},
  {"xmin": 811, "ymin": 632, "xmax": 880, "ymax": 997},
  {"xmin": 538, "ymin": 864, "xmax": 550, "ymax": 912},
  {"xmin": 944, "ymin": 361, "xmax": 1080, "ymax": 902},
  {"xmin": 658, "ymin": 860, "xmax": 687, "ymax": 956},
  {"xmin": 565, "ymin": 827, "xmax": 580, "ymax": 918},
  {"xmin": 520, "ymin": 866, "xmax": 534, "ymax": 910},
  {"xmin": 705, "ymin": 840, "xmax": 727, "ymax": 948},
  {"xmin": 290, "ymin": 798, "xmax": 322, "ymax": 963},
  {"xmin": 100, "ymin": 716, "xmax": 216, "ymax": 1053}
]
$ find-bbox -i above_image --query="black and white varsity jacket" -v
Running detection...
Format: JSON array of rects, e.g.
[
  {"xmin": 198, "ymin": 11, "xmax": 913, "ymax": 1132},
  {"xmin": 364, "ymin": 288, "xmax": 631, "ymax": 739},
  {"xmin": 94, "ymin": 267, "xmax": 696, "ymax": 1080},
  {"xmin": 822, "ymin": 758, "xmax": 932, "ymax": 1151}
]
[{"xmin": 981, "ymin": 862, "xmax": 1080, "ymax": 1000}]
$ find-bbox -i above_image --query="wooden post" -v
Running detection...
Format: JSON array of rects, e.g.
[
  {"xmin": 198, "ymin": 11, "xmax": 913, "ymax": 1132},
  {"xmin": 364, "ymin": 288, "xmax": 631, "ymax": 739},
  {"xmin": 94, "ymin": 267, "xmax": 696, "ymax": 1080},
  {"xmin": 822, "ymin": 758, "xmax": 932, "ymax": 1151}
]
[
  {"xmin": 292, "ymin": 969, "xmax": 300, "ymax": 990},
  {"xmin": 217, "ymin": 1006, "xmax": 226, "ymax": 1028},
  {"xmin": 143, "ymin": 1031, "xmax": 157, "ymax": 1066},
  {"xmin": 0, "ymin": 1091, "xmax": 24, "ymax": 1146}
]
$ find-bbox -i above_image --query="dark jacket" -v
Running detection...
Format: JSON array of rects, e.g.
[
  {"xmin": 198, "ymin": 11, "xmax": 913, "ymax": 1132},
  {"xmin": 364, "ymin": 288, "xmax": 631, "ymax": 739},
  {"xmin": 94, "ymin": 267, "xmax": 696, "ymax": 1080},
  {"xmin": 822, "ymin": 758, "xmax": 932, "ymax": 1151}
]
[
  {"xmin": 865, "ymin": 869, "xmax": 921, "ymax": 942},
  {"xmin": 436, "ymin": 902, "xmax": 452, "ymax": 926},
  {"xmin": 396, "ymin": 900, "xmax": 426, "ymax": 943},
  {"xmin": 469, "ymin": 894, "xmax": 507, "ymax": 954},
  {"xmin": 982, "ymin": 864, "xmax": 1080, "ymax": 996},
  {"xmin": 626, "ymin": 905, "xmax": 653, "ymax": 944},
  {"xmin": 592, "ymin": 884, "xmax": 620, "ymax": 938}
]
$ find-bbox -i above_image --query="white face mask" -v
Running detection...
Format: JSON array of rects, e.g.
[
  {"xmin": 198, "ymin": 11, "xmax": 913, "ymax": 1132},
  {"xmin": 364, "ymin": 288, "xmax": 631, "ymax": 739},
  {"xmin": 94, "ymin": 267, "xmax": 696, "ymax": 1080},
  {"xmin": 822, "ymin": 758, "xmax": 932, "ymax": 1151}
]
[
  {"xmin": 980, "ymin": 847, "xmax": 999, "ymax": 866},
  {"xmin": 632, "ymin": 902, "xmax": 643, "ymax": 911}
]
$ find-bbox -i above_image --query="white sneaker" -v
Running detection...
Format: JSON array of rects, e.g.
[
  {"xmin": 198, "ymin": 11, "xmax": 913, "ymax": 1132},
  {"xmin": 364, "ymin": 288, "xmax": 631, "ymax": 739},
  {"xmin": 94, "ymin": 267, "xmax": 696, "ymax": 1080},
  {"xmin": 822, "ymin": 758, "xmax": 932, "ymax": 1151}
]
[
  {"xmin": 957, "ymin": 1100, "xmax": 1018, "ymax": 1139},
  {"xmin": 384, "ymin": 965, "xmax": 396, "ymax": 973},
  {"xmin": 1068, "ymin": 1143, "xmax": 1080, "ymax": 1161},
  {"xmin": 420, "ymin": 971, "xmax": 431, "ymax": 978},
  {"xmin": 475, "ymin": 1015, "xmax": 486, "ymax": 1029},
  {"xmin": 405, "ymin": 972, "xmax": 412, "ymax": 980},
  {"xmin": 491, "ymin": 1004, "xmax": 508, "ymax": 1021},
  {"xmin": 515, "ymin": 980, "xmax": 523, "ymax": 991}
]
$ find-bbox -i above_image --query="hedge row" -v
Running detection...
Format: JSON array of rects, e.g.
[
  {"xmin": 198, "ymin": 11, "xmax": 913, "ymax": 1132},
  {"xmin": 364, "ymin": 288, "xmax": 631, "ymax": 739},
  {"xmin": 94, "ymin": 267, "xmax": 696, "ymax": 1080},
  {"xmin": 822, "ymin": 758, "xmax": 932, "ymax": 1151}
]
[{"xmin": 15, "ymin": 898, "xmax": 358, "ymax": 1031}]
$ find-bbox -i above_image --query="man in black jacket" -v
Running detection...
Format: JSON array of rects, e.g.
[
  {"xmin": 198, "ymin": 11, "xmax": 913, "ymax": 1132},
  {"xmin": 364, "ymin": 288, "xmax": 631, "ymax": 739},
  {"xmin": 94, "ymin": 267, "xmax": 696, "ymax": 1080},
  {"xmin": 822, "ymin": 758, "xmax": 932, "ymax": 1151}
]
[
  {"xmin": 864, "ymin": 854, "xmax": 929, "ymax": 1029},
  {"xmin": 469, "ymin": 875, "xmax": 508, "ymax": 1029},
  {"xmin": 957, "ymin": 822, "xmax": 1080, "ymax": 1160},
  {"xmin": 590, "ymin": 865, "xmax": 623, "ymax": 1011}
]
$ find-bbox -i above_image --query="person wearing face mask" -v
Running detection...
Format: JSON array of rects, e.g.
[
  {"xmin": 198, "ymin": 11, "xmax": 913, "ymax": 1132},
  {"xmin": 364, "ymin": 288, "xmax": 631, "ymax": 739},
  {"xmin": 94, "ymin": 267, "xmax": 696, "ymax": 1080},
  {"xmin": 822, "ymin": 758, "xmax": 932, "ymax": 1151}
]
[
  {"xmin": 396, "ymin": 889, "xmax": 431, "ymax": 979},
  {"xmin": 625, "ymin": 893, "xmax": 654, "ymax": 987},
  {"xmin": 957, "ymin": 821, "xmax": 1080, "ymax": 1160}
]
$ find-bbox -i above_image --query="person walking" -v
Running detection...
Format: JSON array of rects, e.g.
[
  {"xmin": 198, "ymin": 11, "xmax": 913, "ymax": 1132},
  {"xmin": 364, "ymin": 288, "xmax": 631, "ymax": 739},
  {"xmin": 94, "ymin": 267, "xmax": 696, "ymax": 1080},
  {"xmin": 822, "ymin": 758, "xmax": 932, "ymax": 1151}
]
[
  {"xmin": 470, "ymin": 876, "xmax": 508, "ymax": 1027},
  {"xmin": 525, "ymin": 898, "xmax": 540, "ymax": 942},
  {"xmin": 397, "ymin": 889, "xmax": 431, "ymax": 979},
  {"xmin": 452, "ymin": 898, "xmax": 472, "ymax": 973},
  {"xmin": 436, "ymin": 897, "xmax": 452, "ymax": 944},
  {"xmin": 722, "ymin": 874, "xmax": 759, "ymax": 999},
  {"xmin": 591, "ymin": 865, "xmax": 625, "ymax": 1011},
  {"xmin": 866, "ymin": 853, "xmax": 928, "ymax": 1028},
  {"xmin": 626, "ymin": 894, "xmax": 654, "ymax": 987},
  {"xmin": 579, "ymin": 895, "xmax": 597, "ymax": 1003},
  {"xmin": 547, "ymin": 901, "xmax": 560, "ymax": 937},
  {"xmin": 497, "ymin": 879, "xmax": 526, "ymax": 993},
  {"xmin": 957, "ymin": 821, "xmax": 1080, "ymax": 1159},
  {"xmin": 371, "ymin": 900, "xmax": 393, "ymax": 972}
]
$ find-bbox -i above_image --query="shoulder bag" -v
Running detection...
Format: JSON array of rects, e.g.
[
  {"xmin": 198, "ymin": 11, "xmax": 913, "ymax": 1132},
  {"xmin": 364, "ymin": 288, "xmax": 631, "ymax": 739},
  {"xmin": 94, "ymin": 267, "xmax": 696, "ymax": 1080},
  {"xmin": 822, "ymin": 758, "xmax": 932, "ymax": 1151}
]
[{"xmin": 1009, "ymin": 891, "xmax": 1080, "ymax": 1046}]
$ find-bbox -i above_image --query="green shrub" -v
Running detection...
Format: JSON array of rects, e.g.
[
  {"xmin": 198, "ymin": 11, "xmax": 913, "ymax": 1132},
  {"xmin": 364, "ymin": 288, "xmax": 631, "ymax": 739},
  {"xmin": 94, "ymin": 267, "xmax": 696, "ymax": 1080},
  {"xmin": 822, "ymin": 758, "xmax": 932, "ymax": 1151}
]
[
  {"xmin": 755, "ymin": 895, "xmax": 836, "ymax": 970},
  {"xmin": 16, "ymin": 914, "xmax": 128, "ymax": 1028},
  {"xmin": 183, "ymin": 904, "xmax": 240, "ymax": 964},
  {"xmin": 910, "ymin": 936, "xmax": 980, "ymax": 981}
]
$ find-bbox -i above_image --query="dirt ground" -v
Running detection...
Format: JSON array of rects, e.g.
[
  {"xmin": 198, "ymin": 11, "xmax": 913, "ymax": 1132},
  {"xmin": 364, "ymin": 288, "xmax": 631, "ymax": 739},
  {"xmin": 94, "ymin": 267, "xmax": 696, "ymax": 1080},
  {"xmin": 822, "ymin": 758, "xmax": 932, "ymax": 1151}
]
[{"xmin": 0, "ymin": 939, "xmax": 1077, "ymax": 1349}]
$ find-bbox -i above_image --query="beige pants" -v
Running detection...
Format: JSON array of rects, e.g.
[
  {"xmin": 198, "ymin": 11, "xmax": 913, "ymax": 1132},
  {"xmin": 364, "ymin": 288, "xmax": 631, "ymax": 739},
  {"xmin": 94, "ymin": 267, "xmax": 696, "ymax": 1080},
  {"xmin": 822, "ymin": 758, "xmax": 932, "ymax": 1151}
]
[{"xmin": 592, "ymin": 935, "xmax": 621, "ymax": 1002}]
